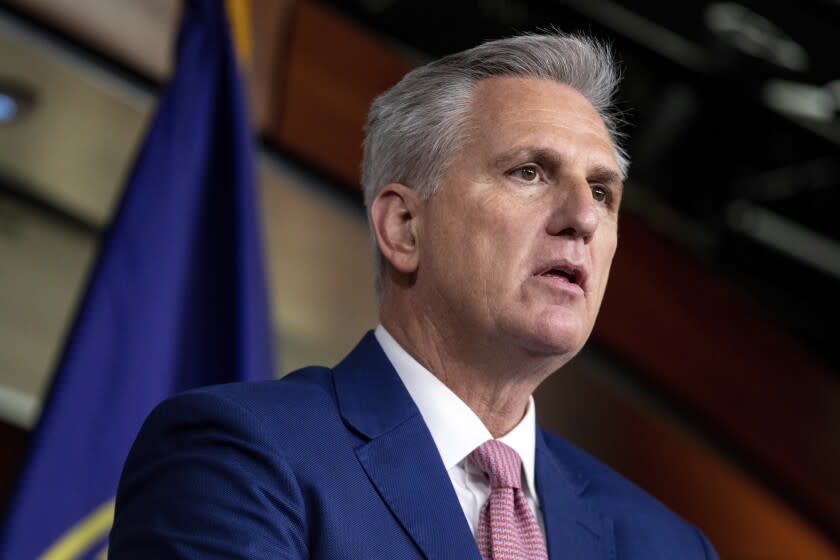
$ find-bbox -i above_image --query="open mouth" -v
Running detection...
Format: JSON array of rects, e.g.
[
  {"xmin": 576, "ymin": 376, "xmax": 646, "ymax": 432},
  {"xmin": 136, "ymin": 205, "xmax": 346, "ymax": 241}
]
[
  {"xmin": 537, "ymin": 263, "xmax": 586, "ymax": 291},
  {"xmin": 542, "ymin": 267, "xmax": 579, "ymax": 284}
]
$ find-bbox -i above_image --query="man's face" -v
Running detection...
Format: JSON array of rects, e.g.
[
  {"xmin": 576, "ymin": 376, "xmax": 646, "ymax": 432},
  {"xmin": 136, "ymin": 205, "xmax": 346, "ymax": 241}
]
[{"xmin": 416, "ymin": 76, "xmax": 622, "ymax": 360}]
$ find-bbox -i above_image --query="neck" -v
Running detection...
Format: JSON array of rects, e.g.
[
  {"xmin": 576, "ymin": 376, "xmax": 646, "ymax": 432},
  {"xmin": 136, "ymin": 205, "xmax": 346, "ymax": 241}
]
[{"xmin": 381, "ymin": 294, "xmax": 564, "ymax": 437}]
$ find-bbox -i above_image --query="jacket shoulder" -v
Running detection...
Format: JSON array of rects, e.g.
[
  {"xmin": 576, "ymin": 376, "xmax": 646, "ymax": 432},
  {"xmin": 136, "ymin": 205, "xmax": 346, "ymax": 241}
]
[
  {"xmin": 111, "ymin": 367, "xmax": 340, "ymax": 558},
  {"xmin": 180, "ymin": 365, "xmax": 336, "ymax": 416}
]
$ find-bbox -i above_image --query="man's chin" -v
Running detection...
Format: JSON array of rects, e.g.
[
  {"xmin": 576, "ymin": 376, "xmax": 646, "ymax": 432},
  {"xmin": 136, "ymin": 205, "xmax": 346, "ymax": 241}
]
[{"xmin": 517, "ymin": 326, "xmax": 588, "ymax": 362}]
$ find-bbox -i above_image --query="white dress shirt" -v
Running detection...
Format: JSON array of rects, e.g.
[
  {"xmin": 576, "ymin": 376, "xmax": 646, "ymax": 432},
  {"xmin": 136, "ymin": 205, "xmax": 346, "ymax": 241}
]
[{"xmin": 374, "ymin": 325, "xmax": 545, "ymax": 537}]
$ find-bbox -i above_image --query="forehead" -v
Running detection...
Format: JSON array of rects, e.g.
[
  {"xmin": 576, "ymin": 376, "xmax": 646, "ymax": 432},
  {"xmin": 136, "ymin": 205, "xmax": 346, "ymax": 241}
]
[{"xmin": 465, "ymin": 76, "xmax": 618, "ymax": 169}]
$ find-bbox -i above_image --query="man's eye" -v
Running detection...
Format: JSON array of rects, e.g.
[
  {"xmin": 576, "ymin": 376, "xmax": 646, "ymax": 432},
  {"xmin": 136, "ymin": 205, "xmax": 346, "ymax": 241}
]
[
  {"xmin": 591, "ymin": 184, "xmax": 610, "ymax": 203},
  {"xmin": 510, "ymin": 165, "xmax": 540, "ymax": 182}
]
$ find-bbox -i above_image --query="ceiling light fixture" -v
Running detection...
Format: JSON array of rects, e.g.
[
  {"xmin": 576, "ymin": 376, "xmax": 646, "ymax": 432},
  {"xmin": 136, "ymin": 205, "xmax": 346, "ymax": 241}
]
[{"xmin": 705, "ymin": 2, "xmax": 809, "ymax": 73}]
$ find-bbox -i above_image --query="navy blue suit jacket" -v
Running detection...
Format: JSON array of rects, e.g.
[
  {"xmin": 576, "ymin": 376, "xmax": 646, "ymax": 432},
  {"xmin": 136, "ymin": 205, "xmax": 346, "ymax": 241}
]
[{"xmin": 110, "ymin": 331, "xmax": 717, "ymax": 559}]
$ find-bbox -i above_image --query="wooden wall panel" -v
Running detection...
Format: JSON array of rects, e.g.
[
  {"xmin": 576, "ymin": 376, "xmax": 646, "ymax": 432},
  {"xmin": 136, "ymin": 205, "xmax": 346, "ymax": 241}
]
[
  {"xmin": 594, "ymin": 211, "xmax": 840, "ymax": 539},
  {"xmin": 244, "ymin": 0, "xmax": 296, "ymax": 131},
  {"xmin": 536, "ymin": 357, "xmax": 840, "ymax": 559},
  {"xmin": 271, "ymin": 0, "xmax": 413, "ymax": 187}
]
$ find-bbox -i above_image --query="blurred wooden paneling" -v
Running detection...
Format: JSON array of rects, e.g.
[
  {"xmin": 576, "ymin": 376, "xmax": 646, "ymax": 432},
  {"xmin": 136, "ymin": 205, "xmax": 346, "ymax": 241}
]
[
  {"xmin": 271, "ymin": 0, "xmax": 413, "ymax": 187},
  {"xmin": 248, "ymin": 0, "xmax": 295, "ymax": 130},
  {"xmin": 595, "ymin": 211, "xmax": 840, "ymax": 539},
  {"xmin": 536, "ymin": 355, "xmax": 840, "ymax": 559}
]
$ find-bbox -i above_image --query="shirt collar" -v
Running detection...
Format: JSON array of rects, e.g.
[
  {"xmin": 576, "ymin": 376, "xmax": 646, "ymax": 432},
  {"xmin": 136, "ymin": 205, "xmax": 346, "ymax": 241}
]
[{"xmin": 374, "ymin": 325, "xmax": 539, "ymax": 499}]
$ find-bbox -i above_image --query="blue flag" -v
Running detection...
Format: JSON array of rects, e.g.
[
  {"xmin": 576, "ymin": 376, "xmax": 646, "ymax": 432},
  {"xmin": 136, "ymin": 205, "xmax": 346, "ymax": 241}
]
[{"xmin": 0, "ymin": 1, "xmax": 275, "ymax": 558}]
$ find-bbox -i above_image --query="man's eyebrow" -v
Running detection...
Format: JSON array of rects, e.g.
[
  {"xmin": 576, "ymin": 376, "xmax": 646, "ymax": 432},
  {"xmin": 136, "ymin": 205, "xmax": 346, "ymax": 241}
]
[
  {"xmin": 492, "ymin": 146, "xmax": 562, "ymax": 168},
  {"xmin": 588, "ymin": 165, "xmax": 624, "ymax": 192}
]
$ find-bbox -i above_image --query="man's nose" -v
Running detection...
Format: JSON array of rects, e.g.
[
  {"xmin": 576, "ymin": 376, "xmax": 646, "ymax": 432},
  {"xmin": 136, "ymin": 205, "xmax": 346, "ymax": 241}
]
[{"xmin": 546, "ymin": 179, "xmax": 599, "ymax": 241}]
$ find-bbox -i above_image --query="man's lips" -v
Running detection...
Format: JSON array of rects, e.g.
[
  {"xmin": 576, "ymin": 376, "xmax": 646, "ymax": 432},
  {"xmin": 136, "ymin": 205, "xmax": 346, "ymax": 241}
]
[{"xmin": 533, "ymin": 260, "xmax": 588, "ymax": 293}]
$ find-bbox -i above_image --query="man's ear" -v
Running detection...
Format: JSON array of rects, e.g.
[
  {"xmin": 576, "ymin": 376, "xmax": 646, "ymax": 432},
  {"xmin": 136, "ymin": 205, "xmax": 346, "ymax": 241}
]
[{"xmin": 370, "ymin": 183, "xmax": 422, "ymax": 275}]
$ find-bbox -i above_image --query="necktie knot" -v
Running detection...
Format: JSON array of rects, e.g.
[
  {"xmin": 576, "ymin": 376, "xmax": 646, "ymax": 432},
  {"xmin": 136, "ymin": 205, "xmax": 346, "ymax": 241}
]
[
  {"xmin": 470, "ymin": 439, "xmax": 547, "ymax": 559},
  {"xmin": 469, "ymin": 439, "xmax": 522, "ymax": 490}
]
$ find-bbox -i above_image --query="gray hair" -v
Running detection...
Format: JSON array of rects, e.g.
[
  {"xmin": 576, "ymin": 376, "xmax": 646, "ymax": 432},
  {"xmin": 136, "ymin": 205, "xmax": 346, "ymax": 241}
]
[{"xmin": 361, "ymin": 32, "xmax": 628, "ymax": 292}]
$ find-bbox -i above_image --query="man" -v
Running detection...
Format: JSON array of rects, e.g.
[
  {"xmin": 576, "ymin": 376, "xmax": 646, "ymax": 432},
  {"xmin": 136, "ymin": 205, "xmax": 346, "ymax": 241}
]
[{"xmin": 110, "ymin": 33, "xmax": 717, "ymax": 559}]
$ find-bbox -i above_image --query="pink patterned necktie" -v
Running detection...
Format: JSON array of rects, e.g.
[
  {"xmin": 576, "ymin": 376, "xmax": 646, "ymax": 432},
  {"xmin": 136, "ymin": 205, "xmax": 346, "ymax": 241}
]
[{"xmin": 469, "ymin": 440, "xmax": 549, "ymax": 560}]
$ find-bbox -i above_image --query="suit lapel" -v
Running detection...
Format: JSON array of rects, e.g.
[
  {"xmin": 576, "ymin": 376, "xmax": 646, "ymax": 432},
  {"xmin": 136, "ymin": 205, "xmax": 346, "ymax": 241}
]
[
  {"xmin": 536, "ymin": 430, "xmax": 616, "ymax": 560},
  {"xmin": 356, "ymin": 417, "xmax": 481, "ymax": 559},
  {"xmin": 334, "ymin": 332, "xmax": 481, "ymax": 560}
]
